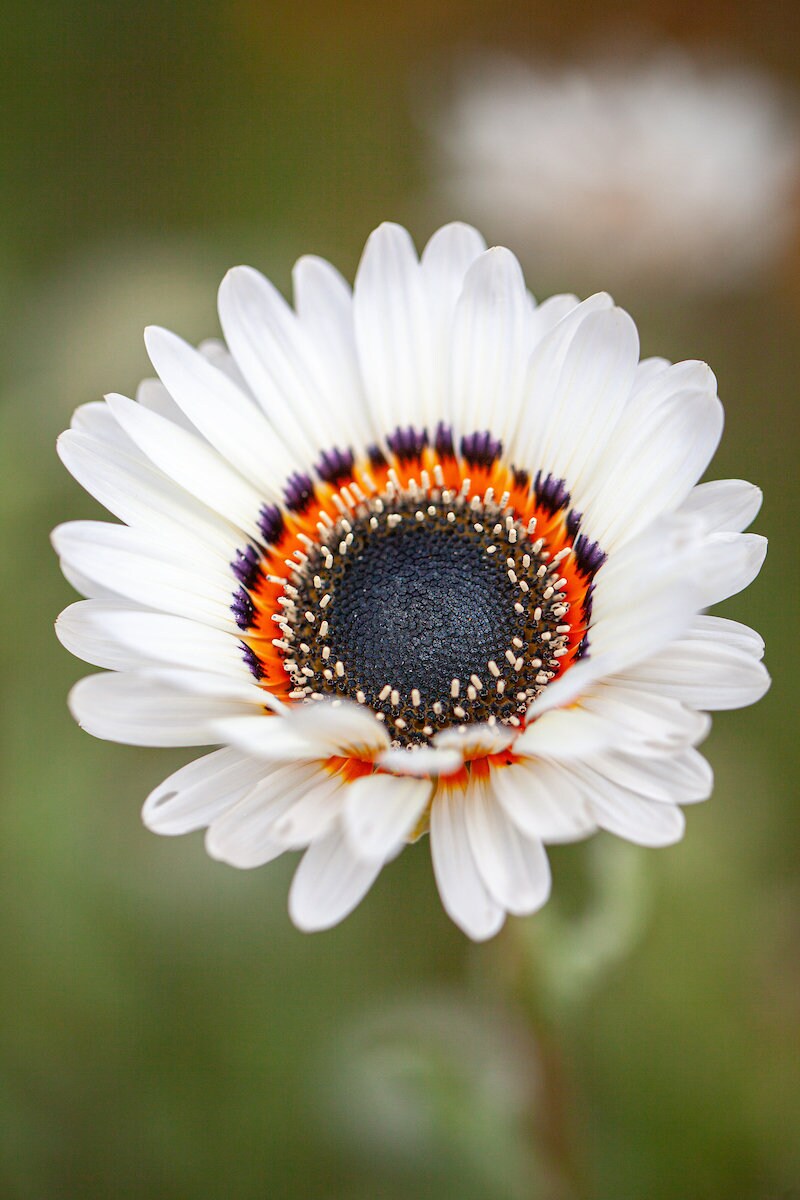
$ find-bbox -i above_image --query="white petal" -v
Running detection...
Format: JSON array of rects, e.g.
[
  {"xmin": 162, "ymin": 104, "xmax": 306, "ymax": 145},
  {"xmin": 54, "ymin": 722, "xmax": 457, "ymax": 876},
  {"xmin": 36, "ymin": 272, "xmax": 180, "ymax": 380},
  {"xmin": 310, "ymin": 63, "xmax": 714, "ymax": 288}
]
[
  {"xmin": 268, "ymin": 772, "xmax": 345, "ymax": 849},
  {"xmin": 343, "ymin": 772, "xmax": 432, "ymax": 859},
  {"xmin": 56, "ymin": 599, "xmax": 154, "ymax": 671},
  {"xmin": 144, "ymin": 326, "xmax": 296, "ymax": 492},
  {"xmin": 516, "ymin": 705, "xmax": 627, "ymax": 758},
  {"xmin": 448, "ymin": 246, "xmax": 529, "ymax": 444},
  {"xmin": 434, "ymin": 723, "xmax": 514, "ymax": 758},
  {"xmin": 211, "ymin": 715, "xmax": 325, "ymax": 762},
  {"xmin": 217, "ymin": 695, "xmax": 389, "ymax": 760},
  {"xmin": 71, "ymin": 400, "xmax": 142, "ymax": 450},
  {"xmin": 105, "ymin": 393, "xmax": 265, "ymax": 540},
  {"xmin": 206, "ymin": 761, "xmax": 322, "ymax": 867},
  {"xmin": 631, "ymin": 358, "xmax": 717, "ymax": 405},
  {"xmin": 514, "ymin": 300, "xmax": 638, "ymax": 490},
  {"xmin": 57, "ymin": 428, "xmax": 240, "ymax": 557},
  {"xmin": 52, "ymin": 521, "xmax": 238, "ymax": 630},
  {"xmin": 429, "ymin": 785, "xmax": 505, "ymax": 941},
  {"xmin": 584, "ymin": 747, "xmax": 713, "ymax": 805},
  {"xmin": 683, "ymin": 614, "xmax": 765, "ymax": 659},
  {"xmin": 491, "ymin": 759, "xmax": 596, "ymax": 842},
  {"xmin": 695, "ymin": 532, "xmax": 768, "ymax": 606},
  {"xmin": 59, "ymin": 560, "xmax": 124, "ymax": 602},
  {"xmin": 218, "ymin": 264, "xmax": 340, "ymax": 462},
  {"xmin": 289, "ymin": 824, "xmax": 385, "ymax": 932},
  {"xmin": 377, "ymin": 745, "xmax": 463, "ymax": 777},
  {"xmin": 68, "ymin": 671, "xmax": 258, "ymax": 747},
  {"xmin": 526, "ymin": 293, "xmax": 582, "ymax": 347},
  {"xmin": 138, "ymin": 666, "xmax": 276, "ymax": 706},
  {"xmin": 292, "ymin": 254, "xmax": 374, "ymax": 451},
  {"xmin": 519, "ymin": 689, "xmax": 707, "ymax": 758},
  {"xmin": 142, "ymin": 747, "xmax": 269, "ymax": 835},
  {"xmin": 464, "ymin": 775, "xmax": 552, "ymax": 915},
  {"xmin": 522, "ymin": 682, "xmax": 709, "ymax": 756},
  {"xmin": 353, "ymin": 222, "xmax": 435, "ymax": 434},
  {"xmin": 616, "ymin": 638, "xmax": 771, "ymax": 710},
  {"xmin": 56, "ymin": 600, "xmax": 245, "ymax": 675},
  {"xmin": 197, "ymin": 337, "xmax": 253, "ymax": 392},
  {"xmin": 576, "ymin": 515, "xmax": 712, "ymax": 680},
  {"xmin": 631, "ymin": 356, "xmax": 671, "ymax": 392},
  {"xmin": 135, "ymin": 378, "xmax": 202, "ymax": 432},
  {"xmin": 679, "ymin": 479, "xmax": 763, "ymax": 533},
  {"xmin": 579, "ymin": 387, "xmax": 724, "ymax": 549},
  {"xmin": 574, "ymin": 766, "xmax": 687, "ymax": 847},
  {"xmin": 420, "ymin": 222, "xmax": 487, "ymax": 379}
]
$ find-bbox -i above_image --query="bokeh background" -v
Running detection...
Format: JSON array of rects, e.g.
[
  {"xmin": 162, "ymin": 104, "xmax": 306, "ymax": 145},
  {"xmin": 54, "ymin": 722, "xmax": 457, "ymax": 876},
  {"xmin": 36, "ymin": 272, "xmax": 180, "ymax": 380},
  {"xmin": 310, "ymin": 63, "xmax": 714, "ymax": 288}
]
[{"xmin": 1, "ymin": 2, "xmax": 798, "ymax": 1197}]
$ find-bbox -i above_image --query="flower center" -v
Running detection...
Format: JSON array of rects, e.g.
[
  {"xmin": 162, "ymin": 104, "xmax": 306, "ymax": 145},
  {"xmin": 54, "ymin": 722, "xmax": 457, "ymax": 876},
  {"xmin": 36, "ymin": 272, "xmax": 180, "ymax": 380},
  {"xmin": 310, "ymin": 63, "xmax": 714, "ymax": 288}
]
[
  {"xmin": 232, "ymin": 437, "xmax": 605, "ymax": 754},
  {"xmin": 279, "ymin": 486, "xmax": 572, "ymax": 746}
]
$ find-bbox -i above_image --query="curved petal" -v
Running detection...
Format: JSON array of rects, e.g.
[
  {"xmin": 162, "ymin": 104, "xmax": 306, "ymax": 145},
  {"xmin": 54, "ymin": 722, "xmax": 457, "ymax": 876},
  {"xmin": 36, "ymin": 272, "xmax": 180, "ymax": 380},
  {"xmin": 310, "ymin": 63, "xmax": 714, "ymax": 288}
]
[
  {"xmin": 206, "ymin": 761, "xmax": 323, "ymax": 867},
  {"xmin": 57, "ymin": 428, "xmax": 239, "ymax": 556},
  {"xmin": 696, "ymin": 532, "xmax": 768, "ymax": 607},
  {"xmin": 218, "ymin": 264, "xmax": 339, "ymax": 461},
  {"xmin": 343, "ymin": 772, "xmax": 433, "ymax": 859},
  {"xmin": 448, "ymin": 246, "xmax": 529, "ymax": 444},
  {"xmin": 579, "ymin": 387, "xmax": 724, "ymax": 549},
  {"xmin": 215, "ymin": 699, "xmax": 389, "ymax": 762},
  {"xmin": 68, "ymin": 671, "xmax": 257, "ymax": 747},
  {"xmin": 56, "ymin": 600, "xmax": 246, "ymax": 675},
  {"xmin": 353, "ymin": 222, "xmax": 436, "ymax": 435},
  {"xmin": 142, "ymin": 747, "xmax": 268, "ymax": 835},
  {"xmin": 679, "ymin": 479, "xmax": 763, "ymax": 533},
  {"xmin": 288, "ymin": 824, "xmax": 385, "ymax": 931},
  {"xmin": 377, "ymin": 745, "xmax": 464, "ymax": 778},
  {"xmin": 574, "ymin": 765, "xmax": 687, "ymax": 847},
  {"xmin": 615, "ymin": 638, "xmax": 771, "ymax": 710},
  {"xmin": 491, "ymin": 759, "xmax": 596, "ymax": 842},
  {"xmin": 52, "ymin": 521, "xmax": 239, "ymax": 630},
  {"xmin": 292, "ymin": 254, "xmax": 374, "ymax": 451},
  {"xmin": 429, "ymin": 784, "xmax": 505, "ymax": 940},
  {"xmin": 464, "ymin": 775, "xmax": 552, "ymax": 914},
  {"xmin": 144, "ymin": 325, "xmax": 298, "ymax": 490}
]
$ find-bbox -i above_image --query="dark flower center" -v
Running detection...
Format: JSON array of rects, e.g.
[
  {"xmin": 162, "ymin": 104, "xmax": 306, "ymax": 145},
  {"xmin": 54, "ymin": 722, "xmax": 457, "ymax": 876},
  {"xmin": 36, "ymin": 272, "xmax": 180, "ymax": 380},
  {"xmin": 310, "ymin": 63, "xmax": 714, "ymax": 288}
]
[
  {"xmin": 282, "ymin": 489, "xmax": 573, "ymax": 746},
  {"xmin": 328, "ymin": 518, "xmax": 522, "ymax": 703}
]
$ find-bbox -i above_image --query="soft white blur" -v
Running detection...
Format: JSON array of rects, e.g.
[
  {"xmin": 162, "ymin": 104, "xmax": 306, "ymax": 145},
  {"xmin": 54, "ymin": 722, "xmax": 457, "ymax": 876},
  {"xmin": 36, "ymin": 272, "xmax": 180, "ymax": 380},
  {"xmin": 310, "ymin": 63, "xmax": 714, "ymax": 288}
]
[{"xmin": 430, "ymin": 47, "xmax": 800, "ymax": 293}]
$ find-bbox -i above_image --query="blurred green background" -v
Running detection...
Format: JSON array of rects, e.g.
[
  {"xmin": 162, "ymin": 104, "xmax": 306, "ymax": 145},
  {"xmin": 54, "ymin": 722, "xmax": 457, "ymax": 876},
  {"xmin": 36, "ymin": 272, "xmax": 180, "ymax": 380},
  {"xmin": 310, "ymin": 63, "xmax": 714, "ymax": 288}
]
[{"xmin": 1, "ymin": 2, "xmax": 798, "ymax": 1197}]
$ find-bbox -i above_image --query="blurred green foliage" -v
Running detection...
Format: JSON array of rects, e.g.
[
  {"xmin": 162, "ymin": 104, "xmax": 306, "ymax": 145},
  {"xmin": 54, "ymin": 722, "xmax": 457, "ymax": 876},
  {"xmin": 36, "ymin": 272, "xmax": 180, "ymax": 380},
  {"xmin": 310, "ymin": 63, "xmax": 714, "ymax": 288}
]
[{"xmin": 1, "ymin": 3, "xmax": 798, "ymax": 1198}]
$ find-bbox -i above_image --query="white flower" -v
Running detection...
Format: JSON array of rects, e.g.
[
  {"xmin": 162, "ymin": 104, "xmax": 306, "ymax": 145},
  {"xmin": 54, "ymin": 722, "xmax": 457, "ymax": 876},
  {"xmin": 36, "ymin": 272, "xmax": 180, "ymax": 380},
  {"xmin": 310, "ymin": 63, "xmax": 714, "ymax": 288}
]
[
  {"xmin": 53, "ymin": 222, "xmax": 769, "ymax": 940},
  {"xmin": 430, "ymin": 51, "xmax": 800, "ymax": 291}
]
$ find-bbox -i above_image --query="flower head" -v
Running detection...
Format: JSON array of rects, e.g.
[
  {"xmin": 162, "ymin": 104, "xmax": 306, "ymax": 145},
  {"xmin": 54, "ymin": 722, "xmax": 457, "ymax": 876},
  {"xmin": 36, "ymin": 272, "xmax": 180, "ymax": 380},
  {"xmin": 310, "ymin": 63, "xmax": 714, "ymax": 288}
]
[
  {"xmin": 54, "ymin": 222, "xmax": 769, "ymax": 939},
  {"xmin": 430, "ymin": 51, "xmax": 800, "ymax": 291}
]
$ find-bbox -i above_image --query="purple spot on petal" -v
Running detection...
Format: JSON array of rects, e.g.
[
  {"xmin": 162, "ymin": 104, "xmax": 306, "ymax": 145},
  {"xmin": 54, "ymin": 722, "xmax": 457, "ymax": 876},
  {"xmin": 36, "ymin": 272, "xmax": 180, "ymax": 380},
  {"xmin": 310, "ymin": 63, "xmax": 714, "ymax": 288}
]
[
  {"xmin": 231, "ymin": 587, "xmax": 255, "ymax": 630},
  {"xmin": 573, "ymin": 533, "xmax": 607, "ymax": 578},
  {"xmin": 533, "ymin": 470, "xmax": 570, "ymax": 515},
  {"xmin": 231, "ymin": 544, "xmax": 262, "ymax": 590},
  {"xmin": 434, "ymin": 422, "xmax": 455, "ymax": 460},
  {"xmin": 460, "ymin": 430, "xmax": 502, "ymax": 468},
  {"xmin": 368, "ymin": 444, "xmax": 387, "ymax": 469},
  {"xmin": 316, "ymin": 446, "xmax": 354, "ymax": 485},
  {"xmin": 566, "ymin": 508, "xmax": 582, "ymax": 540},
  {"xmin": 259, "ymin": 504, "xmax": 285, "ymax": 545},
  {"xmin": 387, "ymin": 426, "xmax": 428, "ymax": 462},
  {"xmin": 241, "ymin": 642, "xmax": 264, "ymax": 680},
  {"xmin": 284, "ymin": 472, "xmax": 314, "ymax": 513}
]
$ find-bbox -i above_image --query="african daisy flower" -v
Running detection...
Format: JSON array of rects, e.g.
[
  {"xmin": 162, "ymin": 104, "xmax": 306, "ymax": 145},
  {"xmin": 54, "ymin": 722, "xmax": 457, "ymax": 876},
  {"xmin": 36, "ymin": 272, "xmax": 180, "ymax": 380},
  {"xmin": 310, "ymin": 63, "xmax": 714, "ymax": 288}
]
[{"xmin": 53, "ymin": 222, "xmax": 770, "ymax": 940}]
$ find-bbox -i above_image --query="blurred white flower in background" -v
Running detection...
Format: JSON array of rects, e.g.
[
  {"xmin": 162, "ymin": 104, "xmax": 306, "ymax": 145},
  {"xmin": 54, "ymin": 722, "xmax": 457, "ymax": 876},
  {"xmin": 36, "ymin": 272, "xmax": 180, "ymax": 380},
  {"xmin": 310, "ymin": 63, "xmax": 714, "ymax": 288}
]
[{"xmin": 429, "ymin": 49, "xmax": 800, "ymax": 293}]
